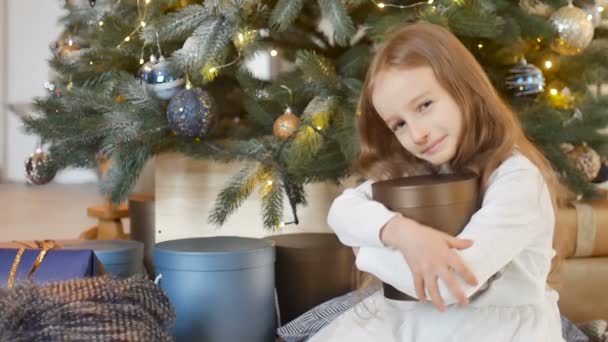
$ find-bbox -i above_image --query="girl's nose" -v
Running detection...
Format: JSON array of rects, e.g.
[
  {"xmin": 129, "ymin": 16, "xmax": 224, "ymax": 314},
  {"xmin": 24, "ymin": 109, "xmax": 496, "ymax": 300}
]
[{"xmin": 409, "ymin": 122, "xmax": 430, "ymax": 145}]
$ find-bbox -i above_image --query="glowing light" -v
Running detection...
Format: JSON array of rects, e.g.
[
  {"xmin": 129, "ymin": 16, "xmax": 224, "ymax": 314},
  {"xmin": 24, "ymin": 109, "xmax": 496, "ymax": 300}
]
[
  {"xmin": 270, "ymin": 49, "xmax": 278, "ymax": 57},
  {"xmin": 550, "ymin": 88, "xmax": 558, "ymax": 96},
  {"xmin": 544, "ymin": 60, "xmax": 553, "ymax": 69},
  {"xmin": 377, "ymin": 2, "xmax": 385, "ymax": 8}
]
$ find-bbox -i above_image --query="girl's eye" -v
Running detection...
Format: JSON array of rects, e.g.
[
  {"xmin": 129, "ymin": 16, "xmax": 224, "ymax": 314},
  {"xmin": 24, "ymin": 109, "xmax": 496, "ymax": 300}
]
[
  {"xmin": 391, "ymin": 120, "xmax": 407, "ymax": 132},
  {"xmin": 418, "ymin": 100, "xmax": 433, "ymax": 112}
]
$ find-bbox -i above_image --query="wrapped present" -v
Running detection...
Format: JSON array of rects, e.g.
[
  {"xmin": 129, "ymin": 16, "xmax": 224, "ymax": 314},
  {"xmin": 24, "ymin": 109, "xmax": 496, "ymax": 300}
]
[
  {"xmin": 554, "ymin": 200, "xmax": 608, "ymax": 258},
  {"xmin": 0, "ymin": 240, "xmax": 103, "ymax": 289}
]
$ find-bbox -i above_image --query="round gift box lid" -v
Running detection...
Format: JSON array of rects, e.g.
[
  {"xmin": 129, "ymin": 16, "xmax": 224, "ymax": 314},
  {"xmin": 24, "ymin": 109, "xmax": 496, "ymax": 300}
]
[
  {"xmin": 266, "ymin": 233, "xmax": 349, "ymax": 262},
  {"xmin": 154, "ymin": 236, "xmax": 275, "ymax": 272},
  {"xmin": 267, "ymin": 233, "xmax": 341, "ymax": 249},
  {"xmin": 372, "ymin": 173, "xmax": 479, "ymax": 208},
  {"xmin": 62, "ymin": 240, "xmax": 144, "ymax": 265}
]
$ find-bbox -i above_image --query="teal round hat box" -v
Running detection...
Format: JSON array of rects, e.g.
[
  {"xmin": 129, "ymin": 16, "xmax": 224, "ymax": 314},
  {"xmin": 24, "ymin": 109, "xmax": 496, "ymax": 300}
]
[
  {"xmin": 154, "ymin": 236, "xmax": 276, "ymax": 342},
  {"xmin": 62, "ymin": 240, "xmax": 144, "ymax": 278}
]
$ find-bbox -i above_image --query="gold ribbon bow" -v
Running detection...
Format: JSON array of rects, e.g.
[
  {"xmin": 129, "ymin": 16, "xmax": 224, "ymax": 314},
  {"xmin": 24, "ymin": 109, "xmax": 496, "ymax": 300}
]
[{"xmin": 8, "ymin": 240, "xmax": 60, "ymax": 289}]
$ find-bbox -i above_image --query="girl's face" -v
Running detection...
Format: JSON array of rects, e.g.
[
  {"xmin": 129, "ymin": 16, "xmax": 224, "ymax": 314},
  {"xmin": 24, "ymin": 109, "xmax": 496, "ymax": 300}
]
[{"xmin": 371, "ymin": 66, "xmax": 464, "ymax": 166}]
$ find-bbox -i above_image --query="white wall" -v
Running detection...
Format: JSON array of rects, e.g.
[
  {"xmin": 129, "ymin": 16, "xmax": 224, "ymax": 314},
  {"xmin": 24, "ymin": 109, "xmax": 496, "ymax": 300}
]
[
  {"xmin": 0, "ymin": 0, "xmax": 7, "ymax": 178},
  {"xmin": 2, "ymin": 0, "xmax": 96, "ymax": 183}
]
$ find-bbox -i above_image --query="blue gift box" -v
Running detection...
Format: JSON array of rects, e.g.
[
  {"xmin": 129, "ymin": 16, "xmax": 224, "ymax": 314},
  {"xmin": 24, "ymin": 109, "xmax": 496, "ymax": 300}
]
[
  {"xmin": 0, "ymin": 248, "xmax": 102, "ymax": 288},
  {"xmin": 154, "ymin": 237, "xmax": 276, "ymax": 342},
  {"xmin": 61, "ymin": 240, "xmax": 145, "ymax": 278}
]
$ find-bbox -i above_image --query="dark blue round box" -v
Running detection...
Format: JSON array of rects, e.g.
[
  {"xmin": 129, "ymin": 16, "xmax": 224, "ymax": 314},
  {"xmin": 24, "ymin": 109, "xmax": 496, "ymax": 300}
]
[{"xmin": 154, "ymin": 236, "xmax": 276, "ymax": 342}]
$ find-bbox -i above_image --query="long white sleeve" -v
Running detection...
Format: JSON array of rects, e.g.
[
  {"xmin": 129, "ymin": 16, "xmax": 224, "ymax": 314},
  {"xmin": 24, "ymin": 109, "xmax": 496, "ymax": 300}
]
[
  {"xmin": 327, "ymin": 180, "xmax": 399, "ymax": 248},
  {"xmin": 356, "ymin": 155, "xmax": 554, "ymax": 305}
]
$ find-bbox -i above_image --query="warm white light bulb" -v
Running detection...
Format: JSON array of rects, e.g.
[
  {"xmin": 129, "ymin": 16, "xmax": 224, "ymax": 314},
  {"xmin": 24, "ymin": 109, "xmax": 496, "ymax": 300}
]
[
  {"xmin": 544, "ymin": 60, "xmax": 553, "ymax": 69},
  {"xmin": 270, "ymin": 49, "xmax": 278, "ymax": 57},
  {"xmin": 377, "ymin": 2, "xmax": 385, "ymax": 8}
]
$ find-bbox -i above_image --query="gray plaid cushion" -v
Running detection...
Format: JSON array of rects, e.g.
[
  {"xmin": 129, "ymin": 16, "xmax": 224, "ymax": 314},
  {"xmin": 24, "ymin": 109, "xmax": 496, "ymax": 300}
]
[
  {"xmin": 277, "ymin": 287, "xmax": 378, "ymax": 342},
  {"xmin": 278, "ymin": 288, "xmax": 590, "ymax": 342}
]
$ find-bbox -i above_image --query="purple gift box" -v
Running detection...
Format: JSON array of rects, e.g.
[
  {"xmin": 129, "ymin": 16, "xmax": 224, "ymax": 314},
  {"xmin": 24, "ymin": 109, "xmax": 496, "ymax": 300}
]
[{"xmin": 0, "ymin": 248, "xmax": 103, "ymax": 288}]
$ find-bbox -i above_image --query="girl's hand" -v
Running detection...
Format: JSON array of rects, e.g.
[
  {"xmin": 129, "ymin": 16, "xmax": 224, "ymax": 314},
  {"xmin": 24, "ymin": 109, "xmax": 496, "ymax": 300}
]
[{"xmin": 380, "ymin": 215, "xmax": 478, "ymax": 311}]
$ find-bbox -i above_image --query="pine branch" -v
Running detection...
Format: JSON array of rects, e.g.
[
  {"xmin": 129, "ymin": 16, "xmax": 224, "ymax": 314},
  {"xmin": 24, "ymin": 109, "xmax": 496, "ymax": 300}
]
[
  {"xmin": 260, "ymin": 170, "xmax": 284, "ymax": 230},
  {"xmin": 317, "ymin": 0, "xmax": 356, "ymax": 47},
  {"xmin": 446, "ymin": 6, "xmax": 504, "ymax": 38},
  {"xmin": 296, "ymin": 50, "xmax": 339, "ymax": 91},
  {"xmin": 270, "ymin": 0, "xmax": 307, "ymax": 32},
  {"xmin": 242, "ymin": 96, "xmax": 275, "ymax": 131},
  {"xmin": 100, "ymin": 146, "xmax": 154, "ymax": 204},
  {"xmin": 142, "ymin": 5, "xmax": 210, "ymax": 44},
  {"xmin": 208, "ymin": 164, "xmax": 265, "ymax": 227},
  {"xmin": 336, "ymin": 44, "xmax": 372, "ymax": 78},
  {"xmin": 169, "ymin": 15, "xmax": 236, "ymax": 74}
]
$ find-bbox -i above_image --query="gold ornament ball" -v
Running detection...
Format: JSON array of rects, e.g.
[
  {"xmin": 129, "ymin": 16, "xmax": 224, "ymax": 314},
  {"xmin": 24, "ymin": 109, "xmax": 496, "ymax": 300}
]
[
  {"xmin": 563, "ymin": 143, "xmax": 601, "ymax": 181},
  {"xmin": 273, "ymin": 110, "xmax": 301, "ymax": 141},
  {"xmin": 550, "ymin": 5, "xmax": 595, "ymax": 56}
]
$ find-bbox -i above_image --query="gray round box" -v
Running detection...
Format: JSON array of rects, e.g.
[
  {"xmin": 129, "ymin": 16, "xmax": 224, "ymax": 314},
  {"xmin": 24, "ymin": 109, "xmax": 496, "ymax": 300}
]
[
  {"xmin": 154, "ymin": 236, "xmax": 276, "ymax": 342},
  {"xmin": 62, "ymin": 240, "xmax": 144, "ymax": 278}
]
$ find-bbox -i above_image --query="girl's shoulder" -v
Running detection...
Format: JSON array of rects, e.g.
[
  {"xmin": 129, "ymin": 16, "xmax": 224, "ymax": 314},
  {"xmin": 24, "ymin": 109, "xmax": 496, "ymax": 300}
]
[
  {"xmin": 495, "ymin": 152, "xmax": 538, "ymax": 174},
  {"xmin": 487, "ymin": 152, "xmax": 543, "ymax": 186}
]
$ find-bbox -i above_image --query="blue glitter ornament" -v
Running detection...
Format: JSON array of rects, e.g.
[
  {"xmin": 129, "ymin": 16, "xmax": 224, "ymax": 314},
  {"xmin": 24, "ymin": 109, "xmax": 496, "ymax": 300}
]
[
  {"xmin": 167, "ymin": 88, "xmax": 218, "ymax": 138},
  {"xmin": 138, "ymin": 56, "xmax": 185, "ymax": 100},
  {"xmin": 505, "ymin": 58, "xmax": 545, "ymax": 97}
]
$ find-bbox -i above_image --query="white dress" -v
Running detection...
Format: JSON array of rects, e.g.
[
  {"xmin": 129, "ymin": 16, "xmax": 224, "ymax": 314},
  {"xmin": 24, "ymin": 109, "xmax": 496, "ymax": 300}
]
[{"xmin": 312, "ymin": 154, "xmax": 564, "ymax": 342}]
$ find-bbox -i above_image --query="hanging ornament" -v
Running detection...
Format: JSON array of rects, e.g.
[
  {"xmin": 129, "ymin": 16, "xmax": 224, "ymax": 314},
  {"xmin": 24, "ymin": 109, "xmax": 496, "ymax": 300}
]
[
  {"xmin": 89, "ymin": 0, "xmax": 95, "ymax": 7},
  {"xmin": 574, "ymin": 0, "xmax": 604, "ymax": 27},
  {"xmin": 167, "ymin": 88, "xmax": 218, "ymax": 138},
  {"xmin": 562, "ymin": 142, "xmax": 602, "ymax": 181},
  {"xmin": 138, "ymin": 55, "xmax": 185, "ymax": 100},
  {"xmin": 25, "ymin": 147, "xmax": 56, "ymax": 185},
  {"xmin": 505, "ymin": 58, "xmax": 545, "ymax": 97},
  {"xmin": 550, "ymin": 3, "xmax": 595, "ymax": 56},
  {"xmin": 519, "ymin": 0, "xmax": 553, "ymax": 17},
  {"xmin": 592, "ymin": 160, "xmax": 608, "ymax": 183},
  {"xmin": 50, "ymin": 34, "xmax": 89, "ymax": 58},
  {"xmin": 273, "ymin": 108, "xmax": 301, "ymax": 141},
  {"xmin": 44, "ymin": 81, "xmax": 62, "ymax": 97}
]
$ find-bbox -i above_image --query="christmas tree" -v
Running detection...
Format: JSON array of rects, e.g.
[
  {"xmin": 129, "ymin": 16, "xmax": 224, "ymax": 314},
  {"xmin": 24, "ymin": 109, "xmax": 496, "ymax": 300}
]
[{"xmin": 24, "ymin": 0, "xmax": 608, "ymax": 229}]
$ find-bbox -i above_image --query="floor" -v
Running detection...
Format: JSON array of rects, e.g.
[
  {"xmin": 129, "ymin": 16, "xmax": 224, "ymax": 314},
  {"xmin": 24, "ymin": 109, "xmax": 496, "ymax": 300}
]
[{"xmin": 0, "ymin": 182, "xmax": 115, "ymax": 241}]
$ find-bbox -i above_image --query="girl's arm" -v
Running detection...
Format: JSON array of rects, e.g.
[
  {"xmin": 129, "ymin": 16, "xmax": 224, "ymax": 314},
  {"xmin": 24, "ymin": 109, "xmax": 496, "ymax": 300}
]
[
  {"xmin": 328, "ymin": 179, "xmax": 478, "ymax": 309},
  {"xmin": 327, "ymin": 180, "xmax": 399, "ymax": 248},
  {"xmin": 356, "ymin": 158, "xmax": 553, "ymax": 306}
]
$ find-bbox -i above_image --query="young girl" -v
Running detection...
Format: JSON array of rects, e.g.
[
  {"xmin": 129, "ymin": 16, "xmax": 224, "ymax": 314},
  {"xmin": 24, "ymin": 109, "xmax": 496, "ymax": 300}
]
[{"xmin": 315, "ymin": 23, "xmax": 565, "ymax": 341}]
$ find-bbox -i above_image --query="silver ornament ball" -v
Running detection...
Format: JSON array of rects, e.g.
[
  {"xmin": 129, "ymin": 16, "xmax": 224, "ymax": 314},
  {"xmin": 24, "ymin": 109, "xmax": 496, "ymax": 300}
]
[
  {"xmin": 550, "ymin": 4, "xmax": 595, "ymax": 56},
  {"xmin": 138, "ymin": 56, "xmax": 185, "ymax": 100},
  {"xmin": 505, "ymin": 59, "xmax": 545, "ymax": 97},
  {"xmin": 25, "ymin": 149, "xmax": 56, "ymax": 185}
]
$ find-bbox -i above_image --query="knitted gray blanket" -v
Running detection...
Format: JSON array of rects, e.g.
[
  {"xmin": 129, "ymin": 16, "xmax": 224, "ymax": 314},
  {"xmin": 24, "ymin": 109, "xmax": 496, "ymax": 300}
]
[{"xmin": 0, "ymin": 276, "xmax": 175, "ymax": 341}]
